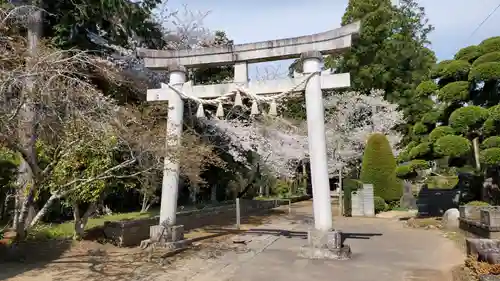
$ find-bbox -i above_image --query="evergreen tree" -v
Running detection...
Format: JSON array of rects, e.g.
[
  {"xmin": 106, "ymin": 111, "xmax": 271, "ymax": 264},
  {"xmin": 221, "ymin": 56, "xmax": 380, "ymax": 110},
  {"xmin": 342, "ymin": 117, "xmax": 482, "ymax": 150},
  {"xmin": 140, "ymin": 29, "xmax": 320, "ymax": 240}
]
[{"xmin": 360, "ymin": 133, "xmax": 402, "ymax": 201}]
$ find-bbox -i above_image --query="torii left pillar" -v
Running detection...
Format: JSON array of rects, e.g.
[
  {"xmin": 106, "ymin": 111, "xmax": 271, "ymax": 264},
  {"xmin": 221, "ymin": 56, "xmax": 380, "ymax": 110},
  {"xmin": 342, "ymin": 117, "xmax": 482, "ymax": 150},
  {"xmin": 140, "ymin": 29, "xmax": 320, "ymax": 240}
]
[{"xmin": 150, "ymin": 64, "xmax": 186, "ymax": 243}]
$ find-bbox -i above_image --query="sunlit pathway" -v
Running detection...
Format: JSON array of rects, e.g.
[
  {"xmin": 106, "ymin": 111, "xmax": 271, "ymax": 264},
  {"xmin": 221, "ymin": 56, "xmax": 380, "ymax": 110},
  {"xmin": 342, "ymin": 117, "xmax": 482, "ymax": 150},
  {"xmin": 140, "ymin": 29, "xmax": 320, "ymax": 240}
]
[{"xmin": 150, "ymin": 200, "xmax": 464, "ymax": 281}]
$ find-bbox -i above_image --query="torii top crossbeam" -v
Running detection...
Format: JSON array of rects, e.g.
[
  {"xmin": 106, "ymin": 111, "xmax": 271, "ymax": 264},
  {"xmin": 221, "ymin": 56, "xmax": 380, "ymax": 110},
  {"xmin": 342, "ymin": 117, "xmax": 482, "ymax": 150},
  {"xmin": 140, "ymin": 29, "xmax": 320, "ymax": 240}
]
[{"xmin": 137, "ymin": 22, "xmax": 360, "ymax": 68}]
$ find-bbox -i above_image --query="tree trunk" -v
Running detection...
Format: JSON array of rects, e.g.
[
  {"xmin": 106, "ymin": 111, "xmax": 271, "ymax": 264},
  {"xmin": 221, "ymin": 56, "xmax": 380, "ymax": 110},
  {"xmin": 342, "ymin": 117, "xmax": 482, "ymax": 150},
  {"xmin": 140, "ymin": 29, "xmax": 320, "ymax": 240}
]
[
  {"xmin": 15, "ymin": 2, "xmax": 43, "ymax": 240},
  {"xmin": 72, "ymin": 202, "xmax": 96, "ymax": 240},
  {"xmin": 190, "ymin": 187, "xmax": 198, "ymax": 204},
  {"xmin": 473, "ymin": 137, "xmax": 481, "ymax": 171},
  {"xmin": 141, "ymin": 193, "xmax": 151, "ymax": 213},
  {"xmin": 211, "ymin": 185, "xmax": 217, "ymax": 203},
  {"xmin": 338, "ymin": 166, "xmax": 343, "ymax": 216},
  {"xmin": 29, "ymin": 193, "xmax": 59, "ymax": 228}
]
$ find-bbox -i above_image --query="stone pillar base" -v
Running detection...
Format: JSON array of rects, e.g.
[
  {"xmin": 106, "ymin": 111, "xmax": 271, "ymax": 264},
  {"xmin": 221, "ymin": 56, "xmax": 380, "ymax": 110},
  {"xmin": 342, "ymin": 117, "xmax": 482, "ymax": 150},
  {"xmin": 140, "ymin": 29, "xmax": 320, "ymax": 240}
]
[
  {"xmin": 298, "ymin": 230, "xmax": 352, "ymax": 260},
  {"xmin": 150, "ymin": 224, "xmax": 185, "ymax": 243},
  {"xmin": 140, "ymin": 224, "xmax": 190, "ymax": 261}
]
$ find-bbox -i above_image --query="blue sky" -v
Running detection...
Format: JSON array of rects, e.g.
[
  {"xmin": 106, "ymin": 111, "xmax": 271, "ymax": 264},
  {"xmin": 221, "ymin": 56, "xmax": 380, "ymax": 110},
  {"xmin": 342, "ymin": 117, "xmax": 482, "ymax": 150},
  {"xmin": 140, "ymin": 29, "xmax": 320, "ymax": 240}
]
[{"xmin": 164, "ymin": 0, "xmax": 500, "ymax": 79}]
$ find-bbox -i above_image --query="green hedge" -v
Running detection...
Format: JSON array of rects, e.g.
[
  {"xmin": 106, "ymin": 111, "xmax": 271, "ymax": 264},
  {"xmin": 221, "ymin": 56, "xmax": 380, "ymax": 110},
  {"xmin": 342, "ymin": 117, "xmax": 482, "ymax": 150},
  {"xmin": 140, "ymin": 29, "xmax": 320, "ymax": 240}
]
[{"xmin": 360, "ymin": 133, "xmax": 402, "ymax": 201}]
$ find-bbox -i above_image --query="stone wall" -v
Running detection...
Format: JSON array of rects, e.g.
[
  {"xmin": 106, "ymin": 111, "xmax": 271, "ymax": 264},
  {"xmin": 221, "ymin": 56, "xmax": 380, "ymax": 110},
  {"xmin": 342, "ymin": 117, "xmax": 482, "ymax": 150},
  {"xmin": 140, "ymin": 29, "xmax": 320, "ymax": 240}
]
[
  {"xmin": 102, "ymin": 199, "xmax": 294, "ymax": 247},
  {"xmin": 459, "ymin": 206, "xmax": 500, "ymax": 239}
]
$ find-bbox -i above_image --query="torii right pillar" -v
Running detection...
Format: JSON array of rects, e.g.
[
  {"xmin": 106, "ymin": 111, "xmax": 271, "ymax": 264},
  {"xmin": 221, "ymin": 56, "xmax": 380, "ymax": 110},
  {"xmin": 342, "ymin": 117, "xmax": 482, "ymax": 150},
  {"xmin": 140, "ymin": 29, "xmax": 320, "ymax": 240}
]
[{"xmin": 302, "ymin": 51, "xmax": 333, "ymax": 232}]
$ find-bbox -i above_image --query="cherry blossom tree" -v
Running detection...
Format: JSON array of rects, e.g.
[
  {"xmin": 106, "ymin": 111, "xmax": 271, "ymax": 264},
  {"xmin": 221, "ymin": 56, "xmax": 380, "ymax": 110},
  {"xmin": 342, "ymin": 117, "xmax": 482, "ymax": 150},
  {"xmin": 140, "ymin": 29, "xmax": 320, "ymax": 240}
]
[
  {"xmin": 202, "ymin": 90, "xmax": 402, "ymax": 181},
  {"xmin": 324, "ymin": 89, "xmax": 403, "ymax": 176}
]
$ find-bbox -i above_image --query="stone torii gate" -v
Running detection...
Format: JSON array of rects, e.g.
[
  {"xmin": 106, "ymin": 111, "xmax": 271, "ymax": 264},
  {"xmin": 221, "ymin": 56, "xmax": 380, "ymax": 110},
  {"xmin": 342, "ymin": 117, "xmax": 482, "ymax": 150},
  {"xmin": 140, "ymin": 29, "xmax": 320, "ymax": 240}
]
[{"xmin": 138, "ymin": 22, "xmax": 360, "ymax": 238}]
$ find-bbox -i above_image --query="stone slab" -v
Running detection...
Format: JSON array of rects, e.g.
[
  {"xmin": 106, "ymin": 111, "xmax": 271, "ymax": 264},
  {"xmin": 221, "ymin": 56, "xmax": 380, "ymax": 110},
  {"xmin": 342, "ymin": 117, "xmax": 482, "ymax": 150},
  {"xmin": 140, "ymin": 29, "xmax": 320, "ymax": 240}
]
[{"xmin": 298, "ymin": 244, "xmax": 351, "ymax": 260}]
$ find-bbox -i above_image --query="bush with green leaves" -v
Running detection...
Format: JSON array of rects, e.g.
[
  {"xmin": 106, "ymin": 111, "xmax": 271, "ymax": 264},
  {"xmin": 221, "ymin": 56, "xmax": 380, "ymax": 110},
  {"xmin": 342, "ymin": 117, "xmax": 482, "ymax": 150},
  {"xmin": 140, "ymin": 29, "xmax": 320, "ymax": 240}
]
[
  {"xmin": 482, "ymin": 136, "xmax": 500, "ymax": 149},
  {"xmin": 360, "ymin": 133, "xmax": 402, "ymax": 201},
  {"xmin": 273, "ymin": 179, "xmax": 291, "ymax": 198},
  {"xmin": 449, "ymin": 106, "xmax": 489, "ymax": 134},
  {"xmin": 342, "ymin": 179, "xmax": 362, "ymax": 216},
  {"xmin": 395, "ymin": 160, "xmax": 430, "ymax": 180},
  {"xmin": 434, "ymin": 135, "xmax": 471, "ymax": 158},
  {"xmin": 480, "ymin": 148, "xmax": 500, "ymax": 166},
  {"xmin": 412, "ymin": 122, "xmax": 428, "ymax": 135},
  {"xmin": 465, "ymin": 200, "xmax": 490, "ymax": 206},
  {"xmin": 374, "ymin": 196, "xmax": 387, "ymax": 214},
  {"xmin": 409, "ymin": 142, "xmax": 431, "ymax": 159},
  {"xmin": 0, "ymin": 148, "xmax": 19, "ymax": 189},
  {"xmin": 437, "ymin": 81, "xmax": 470, "ymax": 103},
  {"xmin": 400, "ymin": 35, "xmax": 500, "ymax": 184}
]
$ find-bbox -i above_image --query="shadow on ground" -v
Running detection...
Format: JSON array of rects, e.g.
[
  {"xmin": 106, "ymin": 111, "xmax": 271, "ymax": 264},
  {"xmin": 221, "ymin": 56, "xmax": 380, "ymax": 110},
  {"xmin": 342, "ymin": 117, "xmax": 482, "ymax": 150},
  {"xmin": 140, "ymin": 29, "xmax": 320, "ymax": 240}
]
[
  {"xmin": 0, "ymin": 209, "xmax": 289, "ymax": 281},
  {"xmin": 0, "ymin": 239, "xmax": 73, "ymax": 280}
]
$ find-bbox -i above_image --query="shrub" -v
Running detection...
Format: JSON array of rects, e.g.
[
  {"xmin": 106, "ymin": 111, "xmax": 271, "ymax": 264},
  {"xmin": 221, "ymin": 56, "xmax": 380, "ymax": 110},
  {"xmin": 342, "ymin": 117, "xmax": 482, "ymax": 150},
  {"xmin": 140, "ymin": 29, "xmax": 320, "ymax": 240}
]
[
  {"xmin": 437, "ymin": 81, "xmax": 470, "ymax": 103},
  {"xmin": 479, "ymin": 36, "xmax": 500, "ymax": 54},
  {"xmin": 409, "ymin": 142, "xmax": 431, "ymax": 159},
  {"xmin": 395, "ymin": 160, "xmax": 429, "ymax": 180},
  {"xmin": 482, "ymin": 136, "xmax": 500, "ymax": 149},
  {"xmin": 431, "ymin": 60, "xmax": 453, "ymax": 78},
  {"xmin": 449, "ymin": 106, "xmax": 489, "ymax": 134},
  {"xmin": 342, "ymin": 179, "xmax": 362, "ymax": 216},
  {"xmin": 440, "ymin": 60, "xmax": 471, "ymax": 80},
  {"xmin": 465, "ymin": 201, "xmax": 490, "ymax": 206},
  {"xmin": 360, "ymin": 133, "xmax": 402, "ymax": 201},
  {"xmin": 374, "ymin": 196, "xmax": 386, "ymax": 214},
  {"xmin": 395, "ymin": 165, "xmax": 413, "ymax": 179},
  {"xmin": 455, "ymin": 45, "xmax": 482, "ymax": 62},
  {"xmin": 434, "ymin": 135, "xmax": 471, "ymax": 158},
  {"xmin": 415, "ymin": 80, "xmax": 437, "ymax": 97},
  {"xmin": 480, "ymin": 148, "xmax": 500, "ymax": 166},
  {"xmin": 421, "ymin": 111, "xmax": 441, "ymax": 124},
  {"xmin": 412, "ymin": 122, "xmax": 428, "ymax": 135},
  {"xmin": 429, "ymin": 126, "xmax": 455, "ymax": 143},
  {"xmin": 468, "ymin": 62, "xmax": 500, "ymax": 82},
  {"xmin": 472, "ymin": 51, "xmax": 500, "ymax": 67},
  {"xmin": 273, "ymin": 179, "xmax": 290, "ymax": 198}
]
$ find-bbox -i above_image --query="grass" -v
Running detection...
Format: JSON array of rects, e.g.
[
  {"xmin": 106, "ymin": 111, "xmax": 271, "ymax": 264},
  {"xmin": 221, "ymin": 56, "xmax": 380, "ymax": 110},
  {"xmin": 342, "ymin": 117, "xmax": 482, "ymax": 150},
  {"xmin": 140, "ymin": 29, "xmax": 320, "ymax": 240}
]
[{"xmin": 30, "ymin": 210, "xmax": 158, "ymax": 240}]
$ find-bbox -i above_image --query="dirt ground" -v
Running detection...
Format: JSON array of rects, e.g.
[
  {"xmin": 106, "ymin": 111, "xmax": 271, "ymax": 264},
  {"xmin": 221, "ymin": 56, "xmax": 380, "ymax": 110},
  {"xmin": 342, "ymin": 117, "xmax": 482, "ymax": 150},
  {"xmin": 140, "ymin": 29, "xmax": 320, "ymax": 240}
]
[
  {"xmin": 0, "ymin": 209, "xmax": 288, "ymax": 281},
  {"xmin": 0, "ymin": 202, "xmax": 465, "ymax": 281}
]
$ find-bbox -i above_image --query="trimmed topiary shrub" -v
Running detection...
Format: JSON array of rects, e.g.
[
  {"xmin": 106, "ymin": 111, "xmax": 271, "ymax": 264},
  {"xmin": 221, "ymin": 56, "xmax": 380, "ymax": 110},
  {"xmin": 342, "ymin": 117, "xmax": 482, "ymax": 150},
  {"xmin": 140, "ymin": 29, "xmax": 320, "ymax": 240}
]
[
  {"xmin": 374, "ymin": 196, "xmax": 386, "ymax": 214},
  {"xmin": 421, "ymin": 111, "xmax": 441, "ymax": 124},
  {"xmin": 429, "ymin": 126, "xmax": 455, "ymax": 143},
  {"xmin": 434, "ymin": 135, "xmax": 471, "ymax": 158},
  {"xmin": 412, "ymin": 122, "xmax": 428, "ymax": 135},
  {"xmin": 455, "ymin": 45, "xmax": 482, "ymax": 62},
  {"xmin": 342, "ymin": 179, "xmax": 362, "ymax": 216},
  {"xmin": 395, "ymin": 165, "xmax": 413, "ymax": 179},
  {"xmin": 431, "ymin": 60, "xmax": 453, "ymax": 78},
  {"xmin": 480, "ymin": 147, "xmax": 500, "ymax": 166},
  {"xmin": 472, "ymin": 51, "xmax": 500, "ymax": 67},
  {"xmin": 437, "ymin": 81, "xmax": 470, "ymax": 103},
  {"xmin": 449, "ymin": 106, "xmax": 489, "ymax": 134},
  {"xmin": 479, "ymin": 36, "xmax": 500, "ymax": 54},
  {"xmin": 409, "ymin": 142, "xmax": 431, "ymax": 159},
  {"xmin": 468, "ymin": 62, "xmax": 500, "ymax": 82},
  {"xmin": 395, "ymin": 160, "xmax": 430, "ymax": 180},
  {"xmin": 440, "ymin": 60, "xmax": 471, "ymax": 80},
  {"xmin": 465, "ymin": 201, "xmax": 490, "ymax": 206},
  {"xmin": 482, "ymin": 136, "xmax": 500, "ymax": 149},
  {"xmin": 415, "ymin": 80, "xmax": 438, "ymax": 97},
  {"xmin": 360, "ymin": 133, "xmax": 402, "ymax": 201}
]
